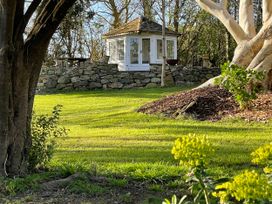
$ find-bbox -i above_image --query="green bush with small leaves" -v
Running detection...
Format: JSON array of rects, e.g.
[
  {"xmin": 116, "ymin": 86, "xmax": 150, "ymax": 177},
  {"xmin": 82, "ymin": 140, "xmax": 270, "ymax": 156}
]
[
  {"xmin": 29, "ymin": 105, "xmax": 68, "ymax": 170},
  {"xmin": 215, "ymin": 62, "xmax": 264, "ymax": 109}
]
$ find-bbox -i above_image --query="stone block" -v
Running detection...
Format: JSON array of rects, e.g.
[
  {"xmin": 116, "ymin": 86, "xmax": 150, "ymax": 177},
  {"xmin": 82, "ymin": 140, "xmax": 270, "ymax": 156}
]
[
  {"xmin": 71, "ymin": 76, "xmax": 80, "ymax": 83},
  {"xmin": 58, "ymin": 76, "xmax": 70, "ymax": 84},
  {"xmin": 108, "ymin": 82, "xmax": 123, "ymax": 89},
  {"xmin": 151, "ymin": 78, "xmax": 161, "ymax": 83},
  {"xmin": 145, "ymin": 83, "xmax": 158, "ymax": 88},
  {"xmin": 89, "ymin": 82, "xmax": 102, "ymax": 89}
]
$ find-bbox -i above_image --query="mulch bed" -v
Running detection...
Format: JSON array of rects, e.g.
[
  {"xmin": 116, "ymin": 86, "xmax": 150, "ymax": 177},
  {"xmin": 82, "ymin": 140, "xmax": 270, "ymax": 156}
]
[{"xmin": 138, "ymin": 86, "xmax": 272, "ymax": 122}]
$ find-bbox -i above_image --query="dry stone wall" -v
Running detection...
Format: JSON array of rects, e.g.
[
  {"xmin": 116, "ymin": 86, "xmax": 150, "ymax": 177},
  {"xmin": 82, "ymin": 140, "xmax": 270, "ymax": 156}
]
[{"xmin": 37, "ymin": 62, "xmax": 220, "ymax": 92}]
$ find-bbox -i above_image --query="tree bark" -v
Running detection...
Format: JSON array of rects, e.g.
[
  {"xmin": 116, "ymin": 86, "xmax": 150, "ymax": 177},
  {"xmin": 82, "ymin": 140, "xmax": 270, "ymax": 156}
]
[
  {"xmin": 0, "ymin": 0, "xmax": 76, "ymax": 177},
  {"xmin": 196, "ymin": 0, "xmax": 272, "ymax": 90}
]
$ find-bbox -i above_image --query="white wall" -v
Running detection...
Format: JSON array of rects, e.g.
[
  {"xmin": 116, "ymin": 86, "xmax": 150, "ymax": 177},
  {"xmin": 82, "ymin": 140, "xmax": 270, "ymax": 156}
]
[{"xmin": 106, "ymin": 34, "xmax": 178, "ymax": 71}]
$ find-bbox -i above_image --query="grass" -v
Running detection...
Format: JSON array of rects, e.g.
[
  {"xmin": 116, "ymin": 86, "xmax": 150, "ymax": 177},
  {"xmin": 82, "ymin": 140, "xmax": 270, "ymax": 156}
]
[{"xmin": 34, "ymin": 87, "xmax": 272, "ymax": 179}]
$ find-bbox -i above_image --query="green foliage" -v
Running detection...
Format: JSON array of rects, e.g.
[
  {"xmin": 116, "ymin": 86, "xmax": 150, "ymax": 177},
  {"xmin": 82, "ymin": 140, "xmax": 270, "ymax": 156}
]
[
  {"xmin": 108, "ymin": 178, "xmax": 128, "ymax": 187},
  {"xmin": 216, "ymin": 62, "xmax": 264, "ymax": 109},
  {"xmin": 171, "ymin": 134, "xmax": 214, "ymax": 169},
  {"xmin": 29, "ymin": 105, "xmax": 68, "ymax": 170},
  {"xmin": 251, "ymin": 143, "xmax": 272, "ymax": 174},
  {"xmin": 251, "ymin": 143, "xmax": 272, "ymax": 166},
  {"xmin": 148, "ymin": 184, "xmax": 163, "ymax": 192},
  {"xmin": 169, "ymin": 136, "xmax": 272, "ymax": 204},
  {"xmin": 4, "ymin": 173, "xmax": 54, "ymax": 195},
  {"xmin": 66, "ymin": 178, "xmax": 105, "ymax": 195},
  {"xmin": 171, "ymin": 134, "xmax": 218, "ymax": 204},
  {"xmin": 162, "ymin": 195, "xmax": 187, "ymax": 204},
  {"xmin": 213, "ymin": 170, "xmax": 272, "ymax": 203}
]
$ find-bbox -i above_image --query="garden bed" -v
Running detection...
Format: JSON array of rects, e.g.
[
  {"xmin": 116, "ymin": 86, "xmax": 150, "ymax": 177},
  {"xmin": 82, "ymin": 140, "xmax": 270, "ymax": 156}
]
[{"xmin": 138, "ymin": 86, "xmax": 272, "ymax": 122}]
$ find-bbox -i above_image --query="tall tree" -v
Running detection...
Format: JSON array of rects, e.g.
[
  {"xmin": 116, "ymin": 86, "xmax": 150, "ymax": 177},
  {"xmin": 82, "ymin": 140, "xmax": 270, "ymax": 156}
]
[
  {"xmin": 196, "ymin": 0, "xmax": 272, "ymax": 90},
  {"xmin": 0, "ymin": 0, "xmax": 76, "ymax": 177},
  {"xmin": 140, "ymin": 0, "xmax": 155, "ymax": 20},
  {"xmin": 98, "ymin": 0, "xmax": 134, "ymax": 28}
]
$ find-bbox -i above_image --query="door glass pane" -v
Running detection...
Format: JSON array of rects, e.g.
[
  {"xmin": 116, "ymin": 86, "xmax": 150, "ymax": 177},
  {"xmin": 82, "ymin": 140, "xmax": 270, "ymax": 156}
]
[
  {"xmin": 167, "ymin": 40, "xmax": 174, "ymax": 59},
  {"xmin": 130, "ymin": 38, "xmax": 139, "ymax": 64},
  {"xmin": 117, "ymin": 40, "xmax": 124, "ymax": 60},
  {"xmin": 142, "ymin": 38, "xmax": 150, "ymax": 64},
  {"xmin": 157, "ymin": 39, "xmax": 163, "ymax": 59},
  {"xmin": 109, "ymin": 41, "xmax": 116, "ymax": 61}
]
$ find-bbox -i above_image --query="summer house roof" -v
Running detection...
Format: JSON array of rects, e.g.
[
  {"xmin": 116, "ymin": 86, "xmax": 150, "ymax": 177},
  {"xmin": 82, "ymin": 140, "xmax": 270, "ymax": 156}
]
[{"xmin": 103, "ymin": 17, "xmax": 180, "ymax": 38}]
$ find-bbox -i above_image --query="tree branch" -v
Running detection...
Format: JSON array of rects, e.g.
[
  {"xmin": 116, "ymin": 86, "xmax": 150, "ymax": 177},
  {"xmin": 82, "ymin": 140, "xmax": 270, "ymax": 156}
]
[
  {"xmin": 221, "ymin": 0, "xmax": 228, "ymax": 9},
  {"xmin": 25, "ymin": 0, "xmax": 77, "ymax": 63},
  {"xmin": 23, "ymin": 0, "xmax": 42, "ymax": 28},
  {"xmin": 196, "ymin": 0, "xmax": 247, "ymax": 43},
  {"xmin": 247, "ymin": 39, "xmax": 272, "ymax": 70},
  {"xmin": 14, "ymin": 0, "xmax": 42, "ymax": 41},
  {"xmin": 239, "ymin": 0, "xmax": 256, "ymax": 38},
  {"xmin": 263, "ymin": 0, "xmax": 272, "ymax": 24}
]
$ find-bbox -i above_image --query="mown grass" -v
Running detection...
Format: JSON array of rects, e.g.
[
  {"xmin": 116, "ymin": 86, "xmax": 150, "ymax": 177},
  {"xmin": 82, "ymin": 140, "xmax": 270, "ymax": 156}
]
[{"xmin": 34, "ymin": 87, "xmax": 272, "ymax": 179}]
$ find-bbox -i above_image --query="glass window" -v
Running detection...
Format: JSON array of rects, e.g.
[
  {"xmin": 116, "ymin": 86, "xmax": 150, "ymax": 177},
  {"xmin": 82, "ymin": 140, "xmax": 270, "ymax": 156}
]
[
  {"xmin": 109, "ymin": 41, "xmax": 116, "ymax": 61},
  {"xmin": 157, "ymin": 39, "xmax": 163, "ymax": 59},
  {"xmin": 142, "ymin": 38, "xmax": 150, "ymax": 64},
  {"xmin": 130, "ymin": 38, "xmax": 139, "ymax": 64},
  {"xmin": 167, "ymin": 40, "xmax": 174, "ymax": 59},
  {"xmin": 117, "ymin": 40, "xmax": 124, "ymax": 60}
]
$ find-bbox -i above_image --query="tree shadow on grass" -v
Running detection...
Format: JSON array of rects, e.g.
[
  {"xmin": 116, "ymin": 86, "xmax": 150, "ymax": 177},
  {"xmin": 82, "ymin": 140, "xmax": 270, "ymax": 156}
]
[{"xmin": 44, "ymin": 86, "xmax": 192, "ymax": 99}]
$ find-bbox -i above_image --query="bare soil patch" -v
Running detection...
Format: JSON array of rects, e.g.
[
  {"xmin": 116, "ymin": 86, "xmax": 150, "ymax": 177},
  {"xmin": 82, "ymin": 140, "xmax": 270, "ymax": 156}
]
[{"xmin": 138, "ymin": 86, "xmax": 272, "ymax": 122}]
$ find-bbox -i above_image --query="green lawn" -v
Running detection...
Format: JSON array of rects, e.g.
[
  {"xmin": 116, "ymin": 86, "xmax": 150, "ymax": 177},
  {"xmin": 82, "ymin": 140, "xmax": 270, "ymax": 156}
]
[{"xmin": 34, "ymin": 87, "xmax": 272, "ymax": 179}]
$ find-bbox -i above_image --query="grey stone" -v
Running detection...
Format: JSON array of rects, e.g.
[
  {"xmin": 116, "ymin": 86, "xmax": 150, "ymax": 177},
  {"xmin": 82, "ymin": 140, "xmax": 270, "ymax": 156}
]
[
  {"xmin": 74, "ymin": 81, "xmax": 88, "ymax": 87},
  {"xmin": 83, "ymin": 70, "xmax": 95, "ymax": 75},
  {"xmin": 56, "ymin": 84, "xmax": 67, "ymax": 90},
  {"xmin": 71, "ymin": 76, "xmax": 80, "ymax": 83},
  {"xmin": 45, "ymin": 78, "xmax": 57, "ymax": 88},
  {"xmin": 151, "ymin": 78, "xmax": 160, "ymax": 83},
  {"xmin": 145, "ymin": 83, "xmax": 158, "ymax": 88},
  {"xmin": 101, "ymin": 79, "xmax": 109, "ymax": 84},
  {"xmin": 58, "ymin": 76, "xmax": 70, "ymax": 84},
  {"xmin": 108, "ymin": 82, "xmax": 123, "ymax": 89},
  {"xmin": 80, "ymin": 75, "xmax": 90, "ymax": 81},
  {"xmin": 142, "ymin": 78, "xmax": 151, "ymax": 83},
  {"xmin": 89, "ymin": 82, "xmax": 102, "ymax": 89},
  {"xmin": 164, "ymin": 74, "xmax": 175, "ymax": 87}
]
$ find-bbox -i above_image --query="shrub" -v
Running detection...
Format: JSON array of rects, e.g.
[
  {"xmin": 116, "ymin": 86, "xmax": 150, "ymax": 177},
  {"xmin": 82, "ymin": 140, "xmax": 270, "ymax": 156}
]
[
  {"xmin": 213, "ymin": 170, "xmax": 272, "ymax": 203},
  {"xmin": 251, "ymin": 143, "xmax": 272, "ymax": 174},
  {"xmin": 251, "ymin": 143, "xmax": 272, "ymax": 166},
  {"xmin": 215, "ymin": 62, "xmax": 264, "ymax": 109},
  {"xmin": 171, "ymin": 134, "xmax": 216, "ymax": 204},
  {"xmin": 29, "ymin": 105, "xmax": 68, "ymax": 170},
  {"xmin": 168, "ymin": 136, "xmax": 272, "ymax": 204},
  {"xmin": 171, "ymin": 134, "xmax": 214, "ymax": 169}
]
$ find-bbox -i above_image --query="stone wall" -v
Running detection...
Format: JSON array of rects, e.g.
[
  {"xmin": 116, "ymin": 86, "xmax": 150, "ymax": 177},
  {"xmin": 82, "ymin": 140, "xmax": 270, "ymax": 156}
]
[{"xmin": 37, "ymin": 62, "xmax": 220, "ymax": 92}]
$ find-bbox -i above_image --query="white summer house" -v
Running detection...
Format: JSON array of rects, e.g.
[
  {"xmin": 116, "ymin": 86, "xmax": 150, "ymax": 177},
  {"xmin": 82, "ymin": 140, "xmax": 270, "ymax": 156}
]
[{"xmin": 103, "ymin": 17, "xmax": 180, "ymax": 71}]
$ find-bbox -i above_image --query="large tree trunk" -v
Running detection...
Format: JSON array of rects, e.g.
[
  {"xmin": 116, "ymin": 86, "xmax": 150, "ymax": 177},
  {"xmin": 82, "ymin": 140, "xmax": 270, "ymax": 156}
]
[
  {"xmin": 0, "ymin": 42, "xmax": 47, "ymax": 176},
  {"xmin": 0, "ymin": 0, "xmax": 76, "ymax": 177},
  {"xmin": 196, "ymin": 0, "xmax": 272, "ymax": 90}
]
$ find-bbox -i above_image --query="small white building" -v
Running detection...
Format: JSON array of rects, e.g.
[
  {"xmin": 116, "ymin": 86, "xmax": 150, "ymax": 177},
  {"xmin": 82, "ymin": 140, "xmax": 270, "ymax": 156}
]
[{"xmin": 103, "ymin": 17, "xmax": 180, "ymax": 71}]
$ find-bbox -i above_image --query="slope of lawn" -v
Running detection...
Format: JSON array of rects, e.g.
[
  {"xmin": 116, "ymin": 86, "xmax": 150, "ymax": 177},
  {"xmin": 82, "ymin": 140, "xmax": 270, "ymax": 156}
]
[{"xmin": 34, "ymin": 87, "xmax": 272, "ymax": 179}]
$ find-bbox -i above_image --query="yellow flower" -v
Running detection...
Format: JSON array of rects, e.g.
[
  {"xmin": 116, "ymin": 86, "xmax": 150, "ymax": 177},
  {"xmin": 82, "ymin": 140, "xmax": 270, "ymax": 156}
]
[
  {"xmin": 213, "ymin": 170, "xmax": 272, "ymax": 202},
  {"xmin": 251, "ymin": 143, "xmax": 272, "ymax": 166},
  {"xmin": 171, "ymin": 134, "xmax": 214, "ymax": 168}
]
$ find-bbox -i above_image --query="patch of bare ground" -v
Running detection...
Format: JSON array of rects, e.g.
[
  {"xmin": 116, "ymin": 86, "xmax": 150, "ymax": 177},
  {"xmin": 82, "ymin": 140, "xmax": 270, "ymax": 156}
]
[
  {"xmin": 138, "ymin": 86, "xmax": 272, "ymax": 122},
  {"xmin": 1, "ymin": 173, "xmax": 183, "ymax": 204}
]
